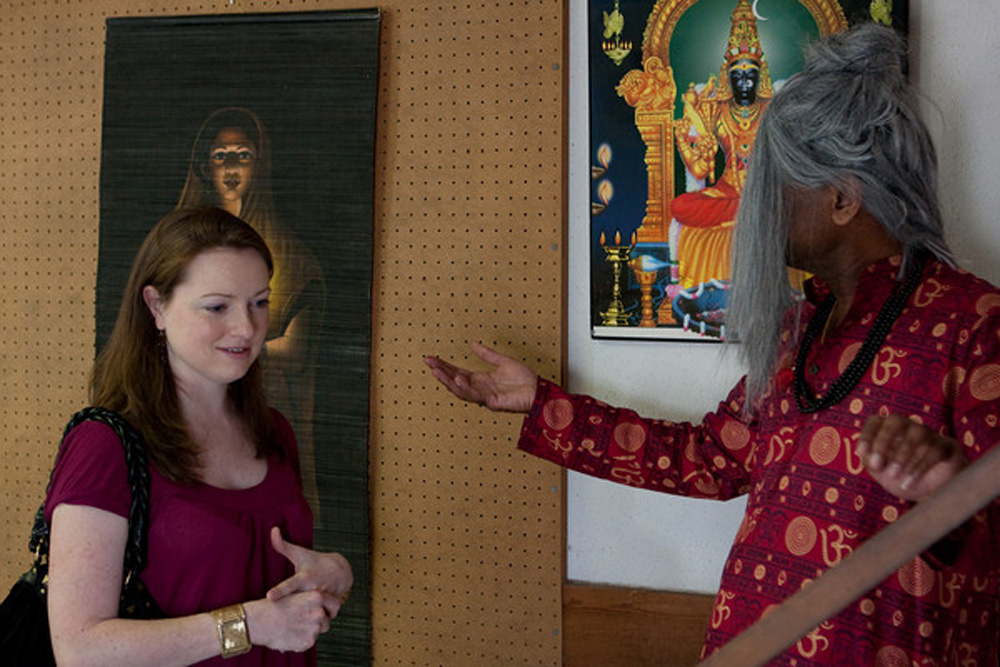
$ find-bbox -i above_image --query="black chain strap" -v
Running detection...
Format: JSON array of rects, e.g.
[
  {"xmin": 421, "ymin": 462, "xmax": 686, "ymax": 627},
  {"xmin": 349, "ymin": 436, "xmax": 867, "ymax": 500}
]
[{"xmin": 26, "ymin": 407, "xmax": 158, "ymax": 617}]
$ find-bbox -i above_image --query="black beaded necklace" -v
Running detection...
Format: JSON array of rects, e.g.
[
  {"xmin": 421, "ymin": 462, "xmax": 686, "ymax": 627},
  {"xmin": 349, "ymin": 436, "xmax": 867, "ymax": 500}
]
[{"xmin": 793, "ymin": 253, "xmax": 927, "ymax": 414}]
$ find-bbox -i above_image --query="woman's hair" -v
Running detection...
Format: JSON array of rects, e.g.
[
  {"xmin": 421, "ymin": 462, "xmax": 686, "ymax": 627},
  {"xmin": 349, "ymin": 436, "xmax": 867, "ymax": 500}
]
[
  {"xmin": 176, "ymin": 107, "xmax": 276, "ymax": 234},
  {"xmin": 90, "ymin": 206, "xmax": 279, "ymax": 484},
  {"xmin": 729, "ymin": 23, "xmax": 954, "ymax": 406}
]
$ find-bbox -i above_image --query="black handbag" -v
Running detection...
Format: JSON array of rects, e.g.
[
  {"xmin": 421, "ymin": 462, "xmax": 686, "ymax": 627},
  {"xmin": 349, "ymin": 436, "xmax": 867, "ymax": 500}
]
[{"xmin": 0, "ymin": 407, "xmax": 163, "ymax": 666}]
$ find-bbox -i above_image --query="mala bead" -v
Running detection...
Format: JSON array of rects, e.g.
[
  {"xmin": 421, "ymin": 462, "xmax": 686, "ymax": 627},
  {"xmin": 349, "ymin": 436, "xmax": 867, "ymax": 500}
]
[{"xmin": 794, "ymin": 253, "xmax": 927, "ymax": 414}]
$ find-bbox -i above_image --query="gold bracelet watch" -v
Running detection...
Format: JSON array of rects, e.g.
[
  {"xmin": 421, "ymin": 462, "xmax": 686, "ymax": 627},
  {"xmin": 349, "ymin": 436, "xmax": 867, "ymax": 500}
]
[{"xmin": 211, "ymin": 603, "xmax": 252, "ymax": 658}]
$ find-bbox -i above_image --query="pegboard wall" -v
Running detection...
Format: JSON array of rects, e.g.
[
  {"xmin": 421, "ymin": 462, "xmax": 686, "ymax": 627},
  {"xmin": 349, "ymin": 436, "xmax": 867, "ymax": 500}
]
[{"xmin": 0, "ymin": 1, "xmax": 565, "ymax": 665}]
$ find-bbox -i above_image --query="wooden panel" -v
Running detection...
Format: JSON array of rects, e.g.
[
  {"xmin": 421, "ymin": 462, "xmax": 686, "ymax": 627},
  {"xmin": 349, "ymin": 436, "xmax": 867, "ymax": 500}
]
[
  {"xmin": 564, "ymin": 583, "xmax": 714, "ymax": 667},
  {"xmin": 369, "ymin": 1, "xmax": 565, "ymax": 662}
]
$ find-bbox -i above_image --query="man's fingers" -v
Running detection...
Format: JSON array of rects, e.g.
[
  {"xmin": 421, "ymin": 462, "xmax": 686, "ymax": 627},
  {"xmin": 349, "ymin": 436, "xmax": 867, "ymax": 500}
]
[
  {"xmin": 861, "ymin": 415, "xmax": 911, "ymax": 469},
  {"xmin": 471, "ymin": 342, "xmax": 504, "ymax": 367}
]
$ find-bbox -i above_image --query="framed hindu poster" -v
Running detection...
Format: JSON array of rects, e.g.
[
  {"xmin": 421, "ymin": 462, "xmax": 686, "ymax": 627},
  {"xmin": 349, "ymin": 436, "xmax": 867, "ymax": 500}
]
[
  {"xmin": 97, "ymin": 10, "xmax": 380, "ymax": 665},
  {"xmin": 589, "ymin": 0, "xmax": 907, "ymax": 340}
]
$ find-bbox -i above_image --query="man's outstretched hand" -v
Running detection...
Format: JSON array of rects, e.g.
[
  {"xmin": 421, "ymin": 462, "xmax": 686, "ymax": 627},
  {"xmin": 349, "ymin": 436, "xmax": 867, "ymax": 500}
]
[{"xmin": 423, "ymin": 342, "xmax": 538, "ymax": 414}]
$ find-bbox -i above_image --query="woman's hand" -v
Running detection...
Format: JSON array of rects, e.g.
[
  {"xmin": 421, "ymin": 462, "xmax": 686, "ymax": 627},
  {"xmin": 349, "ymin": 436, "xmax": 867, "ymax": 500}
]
[
  {"xmin": 266, "ymin": 527, "xmax": 353, "ymax": 618},
  {"xmin": 244, "ymin": 590, "xmax": 330, "ymax": 653},
  {"xmin": 857, "ymin": 414, "xmax": 968, "ymax": 501},
  {"xmin": 423, "ymin": 342, "xmax": 538, "ymax": 413}
]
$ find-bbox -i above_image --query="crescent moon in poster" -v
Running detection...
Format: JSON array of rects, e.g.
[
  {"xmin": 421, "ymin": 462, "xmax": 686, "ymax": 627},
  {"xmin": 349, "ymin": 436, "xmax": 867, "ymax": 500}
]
[{"xmin": 752, "ymin": 0, "xmax": 768, "ymax": 20}]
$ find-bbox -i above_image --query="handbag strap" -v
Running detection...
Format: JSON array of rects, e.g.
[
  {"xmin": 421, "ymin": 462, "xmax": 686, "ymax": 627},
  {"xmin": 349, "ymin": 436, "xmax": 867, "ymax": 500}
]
[{"xmin": 30, "ymin": 407, "xmax": 152, "ymax": 588}]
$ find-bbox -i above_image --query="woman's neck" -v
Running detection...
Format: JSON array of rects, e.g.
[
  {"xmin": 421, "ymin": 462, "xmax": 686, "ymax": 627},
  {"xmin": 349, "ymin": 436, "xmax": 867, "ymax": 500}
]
[{"xmin": 177, "ymin": 381, "xmax": 230, "ymax": 427}]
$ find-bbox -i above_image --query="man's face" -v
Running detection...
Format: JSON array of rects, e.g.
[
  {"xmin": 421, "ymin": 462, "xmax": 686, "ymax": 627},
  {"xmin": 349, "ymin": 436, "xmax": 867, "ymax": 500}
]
[
  {"xmin": 729, "ymin": 59, "xmax": 760, "ymax": 107},
  {"xmin": 784, "ymin": 184, "xmax": 837, "ymax": 272}
]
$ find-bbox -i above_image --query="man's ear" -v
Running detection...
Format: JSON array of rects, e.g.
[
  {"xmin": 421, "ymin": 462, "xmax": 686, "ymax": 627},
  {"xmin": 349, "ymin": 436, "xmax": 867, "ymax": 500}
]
[
  {"xmin": 831, "ymin": 179, "xmax": 863, "ymax": 227},
  {"xmin": 142, "ymin": 285, "xmax": 166, "ymax": 330}
]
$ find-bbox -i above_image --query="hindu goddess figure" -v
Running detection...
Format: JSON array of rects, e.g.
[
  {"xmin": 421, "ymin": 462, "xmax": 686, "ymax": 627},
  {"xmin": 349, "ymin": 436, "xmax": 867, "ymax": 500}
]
[{"xmin": 671, "ymin": 0, "xmax": 773, "ymax": 288}]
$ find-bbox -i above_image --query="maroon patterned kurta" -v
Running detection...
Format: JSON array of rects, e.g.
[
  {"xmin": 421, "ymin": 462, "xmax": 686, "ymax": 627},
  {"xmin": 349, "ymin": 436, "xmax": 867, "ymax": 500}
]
[{"xmin": 518, "ymin": 256, "xmax": 1000, "ymax": 665}]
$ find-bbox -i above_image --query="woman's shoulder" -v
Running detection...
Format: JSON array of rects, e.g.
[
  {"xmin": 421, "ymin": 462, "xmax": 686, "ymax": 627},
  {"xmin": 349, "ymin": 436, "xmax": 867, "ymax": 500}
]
[
  {"xmin": 266, "ymin": 407, "xmax": 302, "ymax": 481},
  {"xmin": 61, "ymin": 418, "xmax": 127, "ymax": 459},
  {"xmin": 44, "ymin": 417, "xmax": 130, "ymax": 522},
  {"xmin": 268, "ymin": 407, "xmax": 293, "ymax": 439},
  {"xmin": 267, "ymin": 408, "xmax": 298, "ymax": 453}
]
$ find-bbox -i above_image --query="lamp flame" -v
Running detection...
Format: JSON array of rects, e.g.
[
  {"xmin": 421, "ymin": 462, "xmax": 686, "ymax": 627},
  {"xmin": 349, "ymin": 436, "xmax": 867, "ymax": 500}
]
[
  {"xmin": 597, "ymin": 143, "xmax": 612, "ymax": 169},
  {"xmin": 597, "ymin": 179, "xmax": 613, "ymax": 206}
]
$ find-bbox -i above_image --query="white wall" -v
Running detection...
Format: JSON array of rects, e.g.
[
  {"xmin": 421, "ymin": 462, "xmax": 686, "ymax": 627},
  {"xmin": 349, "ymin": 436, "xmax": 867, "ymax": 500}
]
[{"xmin": 566, "ymin": 0, "xmax": 1000, "ymax": 594}]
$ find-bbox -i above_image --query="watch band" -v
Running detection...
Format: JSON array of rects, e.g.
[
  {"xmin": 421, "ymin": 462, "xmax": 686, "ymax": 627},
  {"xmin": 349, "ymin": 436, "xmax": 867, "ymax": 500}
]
[{"xmin": 211, "ymin": 603, "xmax": 252, "ymax": 658}]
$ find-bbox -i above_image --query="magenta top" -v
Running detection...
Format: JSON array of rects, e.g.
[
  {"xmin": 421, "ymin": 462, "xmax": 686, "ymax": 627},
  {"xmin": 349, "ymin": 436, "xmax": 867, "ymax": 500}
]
[{"xmin": 45, "ymin": 409, "xmax": 315, "ymax": 666}]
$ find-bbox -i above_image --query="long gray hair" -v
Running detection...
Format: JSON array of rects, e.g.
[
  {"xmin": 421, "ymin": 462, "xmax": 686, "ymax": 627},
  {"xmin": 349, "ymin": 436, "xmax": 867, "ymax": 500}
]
[{"xmin": 727, "ymin": 23, "xmax": 954, "ymax": 408}]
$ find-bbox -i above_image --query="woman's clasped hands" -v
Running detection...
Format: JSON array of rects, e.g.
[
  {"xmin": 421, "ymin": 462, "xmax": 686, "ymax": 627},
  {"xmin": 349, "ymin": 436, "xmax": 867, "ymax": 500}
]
[{"xmin": 245, "ymin": 527, "xmax": 354, "ymax": 653}]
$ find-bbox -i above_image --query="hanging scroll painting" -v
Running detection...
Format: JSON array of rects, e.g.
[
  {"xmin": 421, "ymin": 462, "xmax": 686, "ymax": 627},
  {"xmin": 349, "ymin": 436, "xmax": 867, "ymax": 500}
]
[
  {"xmin": 589, "ymin": 0, "xmax": 907, "ymax": 340},
  {"xmin": 97, "ymin": 10, "xmax": 380, "ymax": 665}
]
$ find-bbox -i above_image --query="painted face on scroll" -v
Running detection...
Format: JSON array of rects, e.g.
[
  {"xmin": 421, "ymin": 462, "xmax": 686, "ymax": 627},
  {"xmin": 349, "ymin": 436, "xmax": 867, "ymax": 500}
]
[{"xmin": 207, "ymin": 128, "xmax": 256, "ymax": 216}]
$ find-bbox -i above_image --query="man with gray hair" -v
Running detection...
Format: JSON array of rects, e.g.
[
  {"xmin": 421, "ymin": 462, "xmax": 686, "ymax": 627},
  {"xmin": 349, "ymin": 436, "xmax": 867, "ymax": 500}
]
[{"xmin": 425, "ymin": 23, "xmax": 1000, "ymax": 665}]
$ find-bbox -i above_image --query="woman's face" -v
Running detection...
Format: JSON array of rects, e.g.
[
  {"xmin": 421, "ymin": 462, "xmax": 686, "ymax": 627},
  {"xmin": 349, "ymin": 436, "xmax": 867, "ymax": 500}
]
[
  {"xmin": 144, "ymin": 247, "xmax": 271, "ymax": 393},
  {"xmin": 206, "ymin": 127, "xmax": 256, "ymax": 212}
]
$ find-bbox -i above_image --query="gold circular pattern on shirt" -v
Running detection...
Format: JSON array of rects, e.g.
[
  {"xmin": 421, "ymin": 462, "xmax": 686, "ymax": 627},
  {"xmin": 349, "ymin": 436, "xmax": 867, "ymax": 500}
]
[
  {"xmin": 542, "ymin": 398, "xmax": 574, "ymax": 431},
  {"xmin": 838, "ymin": 341, "xmax": 862, "ymax": 374},
  {"xmin": 897, "ymin": 557, "xmax": 935, "ymax": 598},
  {"xmin": 695, "ymin": 478, "xmax": 720, "ymax": 495},
  {"xmin": 969, "ymin": 363, "xmax": 1000, "ymax": 401},
  {"xmin": 875, "ymin": 645, "xmax": 909, "ymax": 667},
  {"xmin": 975, "ymin": 292, "xmax": 1000, "ymax": 317},
  {"xmin": 809, "ymin": 426, "xmax": 841, "ymax": 466},
  {"xmin": 942, "ymin": 366, "xmax": 966, "ymax": 403},
  {"xmin": 613, "ymin": 421, "xmax": 646, "ymax": 453},
  {"xmin": 720, "ymin": 420, "xmax": 751, "ymax": 450},
  {"xmin": 784, "ymin": 516, "xmax": 817, "ymax": 556},
  {"xmin": 932, "ymin": 322, "xmax": 948, "ymax": 338}
]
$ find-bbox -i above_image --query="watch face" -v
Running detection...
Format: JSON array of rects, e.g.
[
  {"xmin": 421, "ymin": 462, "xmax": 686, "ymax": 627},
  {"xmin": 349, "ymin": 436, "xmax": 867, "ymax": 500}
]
[{"xmin": 214, "ymin": 605, "xmax": 251, "ymax": 657}]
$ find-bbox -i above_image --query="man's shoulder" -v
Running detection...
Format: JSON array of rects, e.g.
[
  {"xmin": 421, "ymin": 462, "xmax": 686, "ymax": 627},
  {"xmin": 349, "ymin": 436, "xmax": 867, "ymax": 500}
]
[
  {"xmin": 928, "ymin": 259, "xmax": 1000, "ymax": 298},
  {"xmin": 921, "ymin": 259, "xmax": 1000, "ymax": 327}
]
